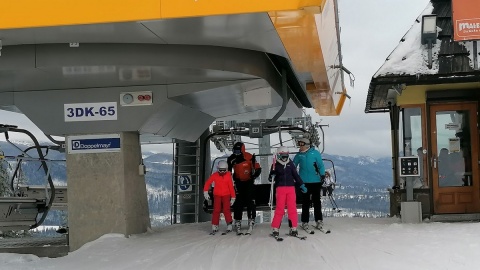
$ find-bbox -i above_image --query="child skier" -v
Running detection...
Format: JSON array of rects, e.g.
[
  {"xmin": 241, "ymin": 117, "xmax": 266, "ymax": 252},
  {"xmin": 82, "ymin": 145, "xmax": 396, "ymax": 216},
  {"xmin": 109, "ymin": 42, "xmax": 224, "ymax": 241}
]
[
  {"xmin": 203, "ymin": 160, "xmax": 236, "ymax": 234},
  {"xmin": 321, "ymin": 169, "xmax": 335, "ymax": 197},
  {"xmin": 268, "ymin": 146, "xmax": 307, "ymax": 238}
]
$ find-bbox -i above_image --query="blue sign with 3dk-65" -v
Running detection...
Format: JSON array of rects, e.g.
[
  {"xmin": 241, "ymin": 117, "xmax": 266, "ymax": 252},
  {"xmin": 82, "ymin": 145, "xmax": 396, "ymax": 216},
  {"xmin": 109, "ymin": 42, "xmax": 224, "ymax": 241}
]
[{"xmin": 67, "ymin": 134, "xmax": 121, "ymax": 154}]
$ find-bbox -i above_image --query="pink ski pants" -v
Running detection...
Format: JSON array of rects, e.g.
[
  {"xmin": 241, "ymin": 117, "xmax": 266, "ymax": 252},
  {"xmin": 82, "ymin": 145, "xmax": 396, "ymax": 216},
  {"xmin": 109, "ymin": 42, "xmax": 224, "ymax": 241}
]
[{"xmin": 271, "ymin": 186, "xmax": 298, "ymax": 229}]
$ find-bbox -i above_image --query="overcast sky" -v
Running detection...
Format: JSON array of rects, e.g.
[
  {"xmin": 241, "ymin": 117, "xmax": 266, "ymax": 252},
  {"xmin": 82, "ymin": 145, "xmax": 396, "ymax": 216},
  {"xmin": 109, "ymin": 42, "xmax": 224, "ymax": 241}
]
[
  {"xmin": 318, "ymin": 0, "xmax": 430, "ymax": 158},
  {"xmin": 0, "ymin": 0, "xmax": 431, "ymax": 158}
]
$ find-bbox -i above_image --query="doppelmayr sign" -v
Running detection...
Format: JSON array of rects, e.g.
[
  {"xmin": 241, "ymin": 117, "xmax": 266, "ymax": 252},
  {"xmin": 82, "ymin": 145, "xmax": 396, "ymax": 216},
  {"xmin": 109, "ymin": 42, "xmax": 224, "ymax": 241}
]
[{"xmin": 67, "ymin": 134, "xmax": 121, "ymax": 154}]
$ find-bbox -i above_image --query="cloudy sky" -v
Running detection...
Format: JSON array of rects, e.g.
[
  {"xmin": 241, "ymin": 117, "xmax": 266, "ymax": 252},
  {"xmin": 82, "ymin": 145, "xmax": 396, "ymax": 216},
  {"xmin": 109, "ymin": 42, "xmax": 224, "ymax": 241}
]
[
  {"xmin": 0, "ymin": 0, "xmax": 431, "ymax": 158},
  {"xmin": 318, "ymin": 0, "xmax": 430, "ymax": 158}
]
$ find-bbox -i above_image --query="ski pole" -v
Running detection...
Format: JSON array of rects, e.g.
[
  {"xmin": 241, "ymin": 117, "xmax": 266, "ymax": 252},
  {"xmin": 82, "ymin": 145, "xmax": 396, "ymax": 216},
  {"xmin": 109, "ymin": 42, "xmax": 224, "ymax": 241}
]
[{"xmin": 268, "ymin": 154, "xmax": 276, "ymax": 216}]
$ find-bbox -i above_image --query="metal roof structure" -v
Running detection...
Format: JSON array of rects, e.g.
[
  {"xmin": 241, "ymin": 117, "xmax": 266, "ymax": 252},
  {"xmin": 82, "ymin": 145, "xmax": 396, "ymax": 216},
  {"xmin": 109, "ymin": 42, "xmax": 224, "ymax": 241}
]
[{"xmin": 0, "ymin": 1, "xmax": 347, "ymax": 142}]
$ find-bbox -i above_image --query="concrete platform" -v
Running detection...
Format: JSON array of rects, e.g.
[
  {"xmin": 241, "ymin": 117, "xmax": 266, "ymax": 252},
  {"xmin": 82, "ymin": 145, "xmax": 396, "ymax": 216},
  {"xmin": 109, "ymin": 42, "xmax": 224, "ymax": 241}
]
[
  {"xmin": 431, "ymin": 213, "xmax": 480, "ymax": 222},
  {"xmin": 0, "ymin": 236, "xmax": 68, "ymax": 258}
]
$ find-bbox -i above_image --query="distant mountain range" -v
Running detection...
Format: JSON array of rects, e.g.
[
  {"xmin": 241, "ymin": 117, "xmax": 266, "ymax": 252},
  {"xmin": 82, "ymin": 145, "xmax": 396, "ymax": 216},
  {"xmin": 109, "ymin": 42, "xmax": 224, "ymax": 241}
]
[{"xmin": 0, "ymin": 141, "xmax": 393, "ymax": 229}]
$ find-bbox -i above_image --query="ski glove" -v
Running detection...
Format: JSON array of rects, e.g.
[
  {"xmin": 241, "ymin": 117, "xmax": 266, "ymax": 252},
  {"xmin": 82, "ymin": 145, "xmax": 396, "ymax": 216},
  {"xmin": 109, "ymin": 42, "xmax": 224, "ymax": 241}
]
[
  {"xmin": 204, "ymin": 191, "xmax": 210, "ymax": 201},
  {"xmin": 320, "ymin": 175, "xmax": 326, "ymax": 185},
  {"xmin": 299, "ymin": 184, "xmax": 307, "ymax": 193},
  {"xmin": 230, "ymin": 198, "xmax": 236, "ymax": 206}
]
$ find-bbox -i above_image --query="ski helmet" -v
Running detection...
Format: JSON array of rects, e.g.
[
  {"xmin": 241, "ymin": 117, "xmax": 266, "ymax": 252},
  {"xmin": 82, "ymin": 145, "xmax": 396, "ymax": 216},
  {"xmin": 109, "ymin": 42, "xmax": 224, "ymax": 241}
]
[
  {"xmin": 217, "ymin": 160, "xmax": 228, "ymax": 174},
  {"xmin": 277, "ymin": 146, "xmax": 289, "ymax": 161},
  {"xmin": 232, "ymin": 142, "xmax": 243, "ymax": 155},
  {"xmin": 297, "ymin": 137, "xmax": 310, "ymax": 146}
]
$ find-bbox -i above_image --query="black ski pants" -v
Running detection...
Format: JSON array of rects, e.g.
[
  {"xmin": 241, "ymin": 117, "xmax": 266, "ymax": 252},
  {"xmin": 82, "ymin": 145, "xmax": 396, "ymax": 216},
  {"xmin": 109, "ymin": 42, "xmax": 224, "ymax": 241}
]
[
  {"xmin": 300, "ymin": 182, "xmax": 323, "ymax": 223},
  {"xmin": 233, "ymin": 180, "xmax": 256, "ymax": 220}
]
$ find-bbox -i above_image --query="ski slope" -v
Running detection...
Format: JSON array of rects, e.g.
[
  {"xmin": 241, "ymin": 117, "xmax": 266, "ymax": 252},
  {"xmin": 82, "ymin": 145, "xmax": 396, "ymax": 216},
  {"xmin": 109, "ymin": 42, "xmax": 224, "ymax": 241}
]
[{"xmin": 1, "ymin": 217, "xmax": 480, "ymax": 270}]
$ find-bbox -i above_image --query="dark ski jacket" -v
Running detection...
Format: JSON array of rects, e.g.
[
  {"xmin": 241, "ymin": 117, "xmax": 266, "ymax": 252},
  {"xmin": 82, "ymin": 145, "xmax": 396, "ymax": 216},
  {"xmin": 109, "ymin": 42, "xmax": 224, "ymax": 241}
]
[
  {"xmin": 268, "ymin": 159, "xmax": 304, "ymax": 188},
  {"xmin": 227, "ymin": 142, "xmax": 261, "ymax": 182}
]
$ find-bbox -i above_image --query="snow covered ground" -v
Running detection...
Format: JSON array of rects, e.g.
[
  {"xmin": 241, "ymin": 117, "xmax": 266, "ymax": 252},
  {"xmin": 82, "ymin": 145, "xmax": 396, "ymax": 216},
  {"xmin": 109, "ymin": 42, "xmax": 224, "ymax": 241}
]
[{"xmin": 1, "ymin": 217, "xmax": 480, "ymax": 270}]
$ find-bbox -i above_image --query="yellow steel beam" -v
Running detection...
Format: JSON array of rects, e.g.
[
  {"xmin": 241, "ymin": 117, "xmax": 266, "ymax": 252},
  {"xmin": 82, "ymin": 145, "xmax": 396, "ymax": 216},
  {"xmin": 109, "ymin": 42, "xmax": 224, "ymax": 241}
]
[
  {"xmin": 270, "ymin": 5, "xmax": 344, "ymax": 116},
  {"xmin": 1, "ymin": 0, "xmax": 324, "ymax": 29}
]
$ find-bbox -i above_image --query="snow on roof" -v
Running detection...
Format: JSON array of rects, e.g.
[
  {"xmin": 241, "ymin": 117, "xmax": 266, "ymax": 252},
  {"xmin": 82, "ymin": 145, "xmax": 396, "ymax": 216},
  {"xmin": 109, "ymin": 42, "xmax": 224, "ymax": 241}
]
[{"xmin": 374, "ymin": 3, "xmax": 440, "ymax": 77}]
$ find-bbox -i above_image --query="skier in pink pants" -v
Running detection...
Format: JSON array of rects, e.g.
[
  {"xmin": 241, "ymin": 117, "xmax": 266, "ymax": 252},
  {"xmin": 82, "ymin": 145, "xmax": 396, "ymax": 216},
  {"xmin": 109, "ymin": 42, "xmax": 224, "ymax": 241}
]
[{"xmin": 268, "ymin": 146, "xmax": 307, "ymax": 237}]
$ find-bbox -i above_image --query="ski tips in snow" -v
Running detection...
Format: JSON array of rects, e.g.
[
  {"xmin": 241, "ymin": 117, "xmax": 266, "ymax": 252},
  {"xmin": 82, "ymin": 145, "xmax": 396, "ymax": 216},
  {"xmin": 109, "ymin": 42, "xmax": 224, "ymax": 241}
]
[
  {"xmin": 285, "ymin": 233, "xmax": 307, "ymax": 240},
  {"xmin": 301, "ymin": 227, "xmax": 315, "ymax": 234},
  {"xmin": 270, "ymin": 233, "xmax": 284, "ymax": 241},
  {"xmin": 320, "ymin": 228, "xmax": 331, "ymax": 234},
  {"xmin": 314, "ymin": 226, "xmax": 331, "ymax": 234}
]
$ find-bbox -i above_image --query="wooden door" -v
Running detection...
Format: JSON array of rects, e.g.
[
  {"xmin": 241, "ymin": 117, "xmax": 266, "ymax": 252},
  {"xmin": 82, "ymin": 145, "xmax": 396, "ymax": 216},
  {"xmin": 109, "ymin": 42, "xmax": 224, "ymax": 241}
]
[{"xmin": 430, "ymin": 102, "xmax": 480, "ymax": 213}]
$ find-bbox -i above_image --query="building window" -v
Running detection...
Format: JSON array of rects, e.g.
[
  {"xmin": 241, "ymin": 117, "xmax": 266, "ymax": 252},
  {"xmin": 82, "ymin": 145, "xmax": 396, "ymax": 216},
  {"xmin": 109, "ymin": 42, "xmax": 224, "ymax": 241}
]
[{"xmin": 400, "ymin": 107, "xmax": 426, "ymax": 188}]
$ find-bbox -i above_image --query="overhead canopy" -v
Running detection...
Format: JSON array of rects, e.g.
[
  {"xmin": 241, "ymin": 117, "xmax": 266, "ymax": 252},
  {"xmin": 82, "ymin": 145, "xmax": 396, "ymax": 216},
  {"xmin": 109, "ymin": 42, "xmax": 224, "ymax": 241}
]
[{"xmin": 0, "ymin": 0, "xmax": 347, "ymax": 141}]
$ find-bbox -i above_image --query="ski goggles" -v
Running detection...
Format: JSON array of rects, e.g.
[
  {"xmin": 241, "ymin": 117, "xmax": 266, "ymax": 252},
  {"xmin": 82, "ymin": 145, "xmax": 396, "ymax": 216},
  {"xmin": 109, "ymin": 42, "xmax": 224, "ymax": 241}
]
[
  {"xmin": 218, "ymin": 169, "xmax": 227, "ymax": 173},
  {"xmin": 297, "ymin": 141, "xmax": 306, "ymax": 146},
  {"xmin": 233, "ymin": 149, "xmax": 242, "ymax": 155}
]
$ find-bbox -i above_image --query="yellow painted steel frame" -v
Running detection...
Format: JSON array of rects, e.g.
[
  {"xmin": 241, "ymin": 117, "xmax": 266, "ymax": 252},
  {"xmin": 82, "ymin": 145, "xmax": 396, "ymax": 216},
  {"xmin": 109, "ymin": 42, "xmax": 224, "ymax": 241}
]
[
  {"xmin": 1, "ymin": 0, "xmax": 325, "ymax": 29},
  {"xmin": 270, "ymin": 0, "xmax": 345, "ymax": 116}
]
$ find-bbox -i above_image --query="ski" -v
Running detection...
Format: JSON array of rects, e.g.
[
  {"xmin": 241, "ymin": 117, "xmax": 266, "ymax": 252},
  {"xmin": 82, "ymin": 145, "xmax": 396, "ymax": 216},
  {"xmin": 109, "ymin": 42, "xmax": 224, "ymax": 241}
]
[
  {"xmin": 244, "ymin": 227, "xmax": 253, "ymax": 235},
  {"xmin": 318, "ymin": 228, "xmax": 331, "ymax": 234},
  {"xmin": 236, "ymin": 231, "xmax": 244, "ymax": 236},
  {"xmin": 314, "ymin": 226, "xmax": 331, "ymax": 234},
  {"xmin": 301, "ymin": 226, "xmax": 315, "ymax": 235},
  {"xmin": 221, "ymin": 230, "xmax": 232, "ymax": 235},
  {"xmin": 285, "ymin": 233, "xmax": 307, "ymax": 240},
  {"xmin": 209, "ymin": 231, "xmax": 217, "ymax": 235},
  {"xmin": 270, "ymin": 234, "xmax": 284, "ymax": 241}
]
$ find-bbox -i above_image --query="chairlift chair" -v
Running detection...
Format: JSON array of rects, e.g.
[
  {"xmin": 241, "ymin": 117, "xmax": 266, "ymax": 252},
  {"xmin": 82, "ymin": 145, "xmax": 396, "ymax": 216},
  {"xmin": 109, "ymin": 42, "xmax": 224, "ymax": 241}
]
[
  {"xmin": 322, "ymin": 159, "xmax": 341, "ymax": 213},
  {"xmin": 0, "ymin": 124, "xmax": 64, "ymax": 231}
]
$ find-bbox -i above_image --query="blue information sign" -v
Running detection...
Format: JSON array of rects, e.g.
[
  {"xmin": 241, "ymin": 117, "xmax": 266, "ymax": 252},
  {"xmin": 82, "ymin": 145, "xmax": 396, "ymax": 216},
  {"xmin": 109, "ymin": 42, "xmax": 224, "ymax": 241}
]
[
  {"xmin": 67, "ymin": 134, "xmax": 121, "ymax": 154},
  {"xmin": 178, "ymin": 175, "xmax": 192, "ymax": 192}
]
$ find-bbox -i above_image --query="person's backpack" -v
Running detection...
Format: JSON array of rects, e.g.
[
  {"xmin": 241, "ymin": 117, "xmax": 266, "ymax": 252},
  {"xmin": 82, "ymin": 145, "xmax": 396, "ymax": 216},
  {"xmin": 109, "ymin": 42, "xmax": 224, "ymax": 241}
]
[
  {"xmin": 233, "ymin": 159, "xmax": 254, "ymax": 181},
  {"xmin": 232, "ymin": 153, "xmax": 260, "ymax": 181}
]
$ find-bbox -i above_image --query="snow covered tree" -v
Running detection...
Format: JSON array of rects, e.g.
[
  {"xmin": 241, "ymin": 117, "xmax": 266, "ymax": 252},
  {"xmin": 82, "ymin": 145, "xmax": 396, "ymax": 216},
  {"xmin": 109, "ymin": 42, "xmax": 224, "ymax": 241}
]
[{"xmin": 0, "ymin": 154, "xmax": 11, "ymax": 197}]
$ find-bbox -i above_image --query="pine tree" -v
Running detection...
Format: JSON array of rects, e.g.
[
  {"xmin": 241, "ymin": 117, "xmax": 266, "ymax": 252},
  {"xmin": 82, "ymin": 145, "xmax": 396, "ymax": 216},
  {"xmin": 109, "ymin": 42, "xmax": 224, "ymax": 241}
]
[{"xmin": 0, "ymin": 154, "xmax": 11, "ymax": 197}]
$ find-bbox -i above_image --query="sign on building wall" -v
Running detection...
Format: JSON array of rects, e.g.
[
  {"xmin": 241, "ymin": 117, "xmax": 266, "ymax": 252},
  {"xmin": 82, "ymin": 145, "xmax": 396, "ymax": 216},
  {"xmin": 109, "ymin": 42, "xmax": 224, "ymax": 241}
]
[
  {"xmin": 64, "ymin": 102, "xmax": 117, "ymax": 122},
  {"xmin": 452, "ymin": 0, "xmax": 480, "ymax": 41},
  {"xmin": 177, "ymin": 174, "xmax": 192, "ymax": 193},
  {"xmin": 67, "ymin": 134, "xmax": 121, "ymax": 154}
]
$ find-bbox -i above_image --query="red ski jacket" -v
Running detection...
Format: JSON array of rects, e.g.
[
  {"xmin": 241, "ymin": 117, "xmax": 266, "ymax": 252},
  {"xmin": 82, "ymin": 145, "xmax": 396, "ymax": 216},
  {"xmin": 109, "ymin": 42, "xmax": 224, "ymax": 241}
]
[{"xmin": 203, "ymin": 171, "xmax": 236, "ymax": 198}]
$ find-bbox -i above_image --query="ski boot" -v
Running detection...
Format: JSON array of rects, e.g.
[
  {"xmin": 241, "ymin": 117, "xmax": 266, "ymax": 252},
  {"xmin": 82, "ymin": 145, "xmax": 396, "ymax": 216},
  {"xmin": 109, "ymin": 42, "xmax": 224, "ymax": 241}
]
[
  {"xmin": 289, "ymin": 227, "xmax": 298, "ymax": 237},
  {"xmin": 315, "ymin": 220, "xmax": 324, "ymax": 229},
  {"xmin": 226, "ymin": 222, "xmax": 233, "ymax": 232},
  {"xmin": 235, "ymin": 220, "xmax": 242, "ymax": 235},
  {"xmin": 300, "ymin": 222, "xmax": 309, "ymax": 231},
  {"xmin": 248, "ymin": 219, "xmax": 255, "ymax": 229},
  {"xmin": 210, "ymin": 225, "xmax": 219, "ymax": 235},
  {"xmin": 272, "ymin": 228, "xmax": 279, "ymax": 237}
]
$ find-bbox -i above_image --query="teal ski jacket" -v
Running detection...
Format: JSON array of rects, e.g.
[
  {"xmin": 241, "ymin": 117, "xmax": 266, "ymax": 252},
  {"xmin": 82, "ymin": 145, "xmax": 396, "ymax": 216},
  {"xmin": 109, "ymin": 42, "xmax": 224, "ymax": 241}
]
[{"xmin": 293, "ymin": 146, "xmax": 325, "ymax": 183}]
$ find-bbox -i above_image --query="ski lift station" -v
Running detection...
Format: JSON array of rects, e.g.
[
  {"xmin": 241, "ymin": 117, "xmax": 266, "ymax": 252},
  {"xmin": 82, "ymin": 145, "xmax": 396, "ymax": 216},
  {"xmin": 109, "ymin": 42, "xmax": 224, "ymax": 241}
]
[
  {"xmin": 3, "ymin": 0, "xmax": 480, "ymax": 258},
  {"xmin": 0, "ymin": 0, "xmax": 349, "ymax": 254}
]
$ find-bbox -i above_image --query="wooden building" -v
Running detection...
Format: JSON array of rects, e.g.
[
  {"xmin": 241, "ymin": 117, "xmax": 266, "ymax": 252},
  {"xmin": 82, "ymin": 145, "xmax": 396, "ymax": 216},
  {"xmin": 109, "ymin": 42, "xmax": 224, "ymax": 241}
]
[{"xmin": 366, "ymin": 0, "xmax": 480, "ymax": 220}]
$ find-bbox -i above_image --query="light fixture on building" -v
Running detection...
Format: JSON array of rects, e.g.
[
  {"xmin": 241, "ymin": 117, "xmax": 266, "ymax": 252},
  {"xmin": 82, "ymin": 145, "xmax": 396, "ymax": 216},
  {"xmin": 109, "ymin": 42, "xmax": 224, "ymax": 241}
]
[{"xmin": 421, "ymin": 14, "xmax": 437, "ymax": 69}]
